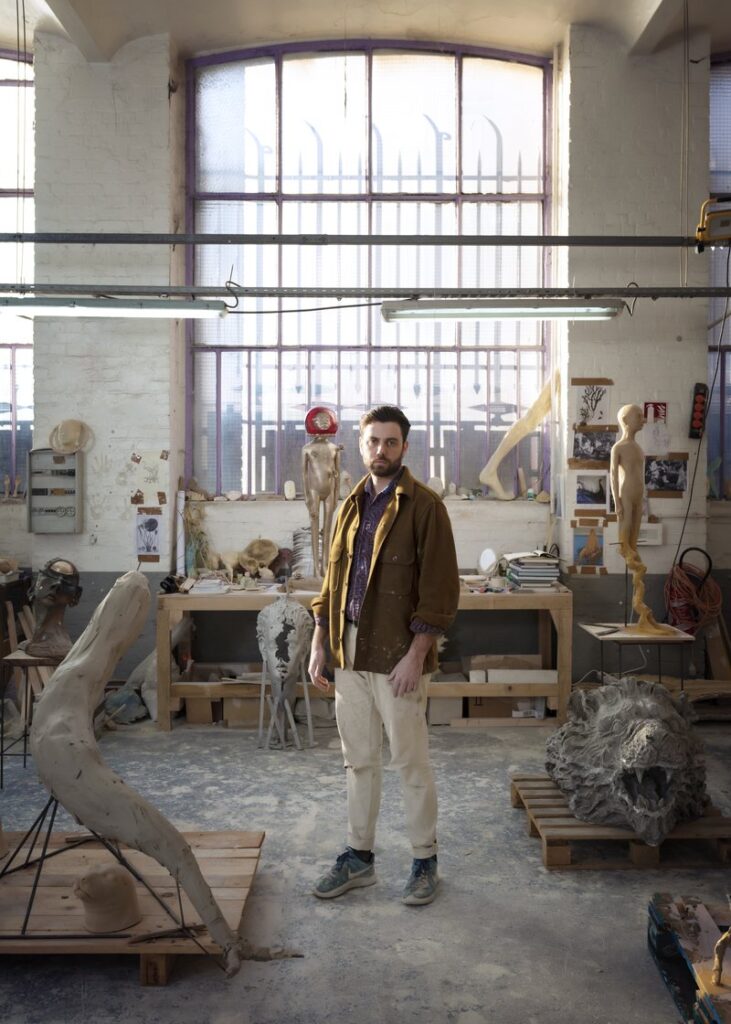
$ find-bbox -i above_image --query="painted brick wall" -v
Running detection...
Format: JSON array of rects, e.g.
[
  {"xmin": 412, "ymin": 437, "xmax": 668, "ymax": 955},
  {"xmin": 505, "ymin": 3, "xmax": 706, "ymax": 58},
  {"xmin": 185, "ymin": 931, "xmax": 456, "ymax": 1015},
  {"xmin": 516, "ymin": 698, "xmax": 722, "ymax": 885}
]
[
  {"xmin": 30, "ymin": 33, "xmax": 184, "ymax": 573},
  {"xmin": 556, "ymin": 26, "xmax": 710, "ymax": 576}
]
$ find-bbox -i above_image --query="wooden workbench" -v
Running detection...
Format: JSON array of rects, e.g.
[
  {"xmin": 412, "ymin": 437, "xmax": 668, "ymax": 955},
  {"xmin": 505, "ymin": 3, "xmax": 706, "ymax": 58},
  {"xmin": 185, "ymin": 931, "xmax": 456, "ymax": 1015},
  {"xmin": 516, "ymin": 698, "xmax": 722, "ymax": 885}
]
[{"xmin": 156, "ymin": 585, "xmax": 573, "ymax": 730}]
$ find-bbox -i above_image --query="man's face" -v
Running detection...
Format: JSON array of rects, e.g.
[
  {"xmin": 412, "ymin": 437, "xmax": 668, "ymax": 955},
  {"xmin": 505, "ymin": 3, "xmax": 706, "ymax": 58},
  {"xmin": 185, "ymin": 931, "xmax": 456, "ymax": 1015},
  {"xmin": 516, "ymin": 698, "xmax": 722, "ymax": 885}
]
[{"xmin": 360, "ymin": 422, "xmax": 408, "ymax": 479}]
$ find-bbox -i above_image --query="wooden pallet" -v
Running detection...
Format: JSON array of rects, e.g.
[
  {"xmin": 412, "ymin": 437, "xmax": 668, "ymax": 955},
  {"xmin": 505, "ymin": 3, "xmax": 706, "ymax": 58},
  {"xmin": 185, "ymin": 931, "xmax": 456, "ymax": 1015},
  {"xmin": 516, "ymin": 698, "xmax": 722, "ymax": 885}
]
[
  {"xmin": 0, "ymin": 829, "xmax": 264, "ymax": 984},
  {"xmin": 648, "ymin": 894, "xmax": 731, "ymax": 1024},
  {"xmin": 511, "ymin": 774, "xmax": 731, "ymax": 869}
]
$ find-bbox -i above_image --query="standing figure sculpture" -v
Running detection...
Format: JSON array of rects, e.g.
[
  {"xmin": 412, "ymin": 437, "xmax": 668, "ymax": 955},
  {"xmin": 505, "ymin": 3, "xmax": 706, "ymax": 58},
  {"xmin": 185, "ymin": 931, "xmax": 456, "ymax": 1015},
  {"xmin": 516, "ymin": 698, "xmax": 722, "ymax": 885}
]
[
  {"xmin": 301, "ymin": 406, "xmax": 342, "ymax": 577},
  {"xmin": 610, "ymin": 404, "xmax": 674, "ymax": 635},
  {"xmin": 23, "ymin": 558, "xmax": 83, "ymax": 659}
]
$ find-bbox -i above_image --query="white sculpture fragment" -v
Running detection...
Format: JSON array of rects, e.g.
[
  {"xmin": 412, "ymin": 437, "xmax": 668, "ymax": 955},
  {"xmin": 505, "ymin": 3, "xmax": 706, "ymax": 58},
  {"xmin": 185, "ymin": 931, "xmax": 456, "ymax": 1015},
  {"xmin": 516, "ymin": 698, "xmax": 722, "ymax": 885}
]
[
  {"xmin": 301, "ymin": 406, "xmax": 342, "ymax": 578},
  {"xmin": 30, "ymin": 571, "xmax": 243, "ymax": 975},
  {"xmin": 256, "ymin": 595, "xmax": 314, "ymax": 748}
]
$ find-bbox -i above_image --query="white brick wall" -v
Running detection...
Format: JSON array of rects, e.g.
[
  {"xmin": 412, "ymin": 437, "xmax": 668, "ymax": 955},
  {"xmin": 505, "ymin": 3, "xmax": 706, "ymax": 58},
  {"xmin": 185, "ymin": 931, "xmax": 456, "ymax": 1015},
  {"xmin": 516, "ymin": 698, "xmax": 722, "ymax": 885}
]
[
  {"xmin": 29, "ymin": 33, "xmax": 184, "ymax": 572},
  {"xmin": 555, "ymin": 26, "xmax": 710, "ymax": 573}
]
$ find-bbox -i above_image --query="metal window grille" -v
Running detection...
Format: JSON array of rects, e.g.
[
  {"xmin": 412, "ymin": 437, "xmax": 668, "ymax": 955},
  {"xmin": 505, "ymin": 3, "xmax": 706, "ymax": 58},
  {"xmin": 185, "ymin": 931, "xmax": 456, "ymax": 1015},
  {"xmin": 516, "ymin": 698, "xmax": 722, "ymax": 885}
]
[{"xmin": 188, "ymin": 42, "xmax": 550, "ymax": 495}]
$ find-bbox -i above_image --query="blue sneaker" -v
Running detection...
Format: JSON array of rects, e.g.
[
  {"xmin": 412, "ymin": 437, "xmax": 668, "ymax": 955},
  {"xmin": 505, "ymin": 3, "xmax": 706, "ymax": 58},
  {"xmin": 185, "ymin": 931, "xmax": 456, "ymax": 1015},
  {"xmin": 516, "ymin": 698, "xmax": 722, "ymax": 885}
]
[
  {"xmin": 313, "ymin": 849, "xmax": 376, "ymax": 899},
  {"xmin": 402, "ymin": 856, "xmax": 439, "ymax": 905}
]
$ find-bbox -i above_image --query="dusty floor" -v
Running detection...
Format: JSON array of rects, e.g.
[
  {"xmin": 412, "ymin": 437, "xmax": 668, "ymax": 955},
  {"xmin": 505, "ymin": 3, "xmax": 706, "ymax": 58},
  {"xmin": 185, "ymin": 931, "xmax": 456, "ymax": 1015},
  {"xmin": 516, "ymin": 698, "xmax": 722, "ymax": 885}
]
[{"xmin": 1, "ymin": 719, "xmax": 730, "ymax": 1024}]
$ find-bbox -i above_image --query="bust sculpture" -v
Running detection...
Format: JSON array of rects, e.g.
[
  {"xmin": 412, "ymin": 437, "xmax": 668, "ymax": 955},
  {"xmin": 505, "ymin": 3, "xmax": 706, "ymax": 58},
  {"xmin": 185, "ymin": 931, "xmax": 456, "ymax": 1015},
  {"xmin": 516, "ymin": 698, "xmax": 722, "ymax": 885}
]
[
  {"xmin": 23, "ymin": 558, "xmax": 83, "ymax": 658},
  {"xmin": 609, "ymin": 404, "xmax": 674, "ymax": 635}
]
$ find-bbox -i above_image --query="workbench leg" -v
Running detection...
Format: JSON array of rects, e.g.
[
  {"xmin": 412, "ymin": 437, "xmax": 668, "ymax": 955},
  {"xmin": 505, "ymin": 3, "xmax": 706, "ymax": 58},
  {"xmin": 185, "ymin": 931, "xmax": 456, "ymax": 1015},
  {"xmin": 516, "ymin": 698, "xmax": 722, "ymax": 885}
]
[
  {"xmin": 553, "ymin": 609, "xmax": 572, "ymax": 723},
  {"xmin": 156, "ymin": 602, "xmax": 172, "ymax": 732},
  {"xmin": 140, "ymin": 953, "xmax": 175, "ymax": 985},
  {"xmin": 538, "ymin": 610, "xmax": 552, "ymax": 669}
]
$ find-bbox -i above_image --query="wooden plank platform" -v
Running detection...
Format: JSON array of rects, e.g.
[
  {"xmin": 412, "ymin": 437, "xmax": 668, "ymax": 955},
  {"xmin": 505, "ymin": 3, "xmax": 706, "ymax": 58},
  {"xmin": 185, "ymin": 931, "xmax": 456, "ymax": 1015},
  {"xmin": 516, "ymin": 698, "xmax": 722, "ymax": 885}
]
[
  {"xmin": 648, "ymin": 894, "xmax": 731, "ymax": 1023},
  {"xmin": 511, "ymin": 774, "xmax": 731, "ymax": 869},
  {"xmin": 0, "ymin": 829, "xmax": 264, "ymax": 984}
]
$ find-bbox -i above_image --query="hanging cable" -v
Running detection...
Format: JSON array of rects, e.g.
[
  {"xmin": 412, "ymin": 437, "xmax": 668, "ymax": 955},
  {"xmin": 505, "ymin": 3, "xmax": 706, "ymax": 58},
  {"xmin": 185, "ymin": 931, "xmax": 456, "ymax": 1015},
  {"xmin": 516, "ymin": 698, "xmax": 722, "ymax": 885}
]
[{"xmin": 671, "ymin": 241, "xmax": 731, "ymax": 567}]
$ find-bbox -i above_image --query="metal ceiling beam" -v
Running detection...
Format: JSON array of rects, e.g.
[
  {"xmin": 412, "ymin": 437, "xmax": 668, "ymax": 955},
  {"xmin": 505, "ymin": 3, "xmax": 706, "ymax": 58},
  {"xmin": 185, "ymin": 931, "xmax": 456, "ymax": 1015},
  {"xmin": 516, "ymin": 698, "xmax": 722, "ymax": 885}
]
[
  {"xmin": 1, "ymin": 283, "xmax": 728, "ymax": 299},
  {"xmin": 0, "ymin": 232, "xmax": 702, "ymax": 247}
]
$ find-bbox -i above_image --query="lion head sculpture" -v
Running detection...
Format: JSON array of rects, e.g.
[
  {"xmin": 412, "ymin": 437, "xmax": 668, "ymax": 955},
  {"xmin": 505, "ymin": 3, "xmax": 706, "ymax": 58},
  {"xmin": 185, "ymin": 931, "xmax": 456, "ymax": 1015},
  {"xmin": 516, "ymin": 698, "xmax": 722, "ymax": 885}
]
[{"xmin": 545, "ymin": 678, "xmax": 707, "ymax": 846}]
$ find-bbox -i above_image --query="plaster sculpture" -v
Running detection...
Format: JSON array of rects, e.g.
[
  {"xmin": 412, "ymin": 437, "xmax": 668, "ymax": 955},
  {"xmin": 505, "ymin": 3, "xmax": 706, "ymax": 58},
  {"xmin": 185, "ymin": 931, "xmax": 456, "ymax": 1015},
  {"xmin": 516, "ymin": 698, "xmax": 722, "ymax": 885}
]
[
  {"xmin": 23, "ymin": 558, "xmax": 83, "ymax": 659},
  {"xmin": 73, "ymin": 863, "xmax": 142, "ymax": 933},
  {"xmin": 256, "ymin": 595, "xmax": 314, "ymax": 748},
  {"xmin": 105, "ymin": 616, "xmax": 193, "ymax": 722},
  {"xmin": 712, "ymin": 897, "xmax": 731, "ymax": 986},
  {"xmin": 240, "ymin": 538, "xmax": 279, "ymax": 578},
  {"xmin": 479, "ymin": 372, "xmax": 557, "ymax": 499},
  {"xmin": 545, "ymin": 678, "xmax": 707, "ymax": 846},
  {"xmin": 302, "ymin": 436, "xmax": 341, "ymax": 577},
  {"xmin": 29, "ymin": 572, "xmax": 243, "ymax": 975},
  {"xmin": 610, "ymin": 404, "xmax": 675, "ymax": 635}
]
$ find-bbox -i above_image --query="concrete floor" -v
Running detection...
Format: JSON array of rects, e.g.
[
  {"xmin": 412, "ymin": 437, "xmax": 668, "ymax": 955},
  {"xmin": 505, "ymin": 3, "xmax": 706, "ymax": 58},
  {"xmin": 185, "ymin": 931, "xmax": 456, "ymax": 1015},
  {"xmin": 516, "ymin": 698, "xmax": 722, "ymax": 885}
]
[{"xmin": 1, "ymin": 719, "xmax": 730, "ymax": 1024}]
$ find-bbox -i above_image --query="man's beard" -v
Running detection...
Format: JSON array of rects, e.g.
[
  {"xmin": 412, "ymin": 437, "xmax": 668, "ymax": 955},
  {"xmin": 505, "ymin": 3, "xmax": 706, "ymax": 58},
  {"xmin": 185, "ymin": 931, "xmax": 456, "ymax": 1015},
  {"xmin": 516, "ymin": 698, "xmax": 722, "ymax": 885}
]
[{"xmin": 370, "ymin": 456, "xmax": 403, "ymax": 478}]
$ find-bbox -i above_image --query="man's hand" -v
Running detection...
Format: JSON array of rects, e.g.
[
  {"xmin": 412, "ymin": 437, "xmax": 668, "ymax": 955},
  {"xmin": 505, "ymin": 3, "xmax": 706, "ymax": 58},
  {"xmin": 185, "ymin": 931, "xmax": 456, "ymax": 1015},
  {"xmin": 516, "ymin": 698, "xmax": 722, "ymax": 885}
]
[
  {"xmin": 387, "ymin": 649, "xmax": 424, "ymax": 697},
  {"xmin": 308, "ymin": 626, "xmax": 331, "ymax": 691}
]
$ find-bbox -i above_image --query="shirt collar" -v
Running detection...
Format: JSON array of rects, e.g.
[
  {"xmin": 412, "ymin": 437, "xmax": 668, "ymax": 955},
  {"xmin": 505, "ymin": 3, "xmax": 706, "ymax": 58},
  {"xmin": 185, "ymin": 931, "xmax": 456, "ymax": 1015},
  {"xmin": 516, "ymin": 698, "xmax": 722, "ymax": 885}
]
[{"xmin": 365, "ymin": 466, "xmax": 404, "ymax": 500}]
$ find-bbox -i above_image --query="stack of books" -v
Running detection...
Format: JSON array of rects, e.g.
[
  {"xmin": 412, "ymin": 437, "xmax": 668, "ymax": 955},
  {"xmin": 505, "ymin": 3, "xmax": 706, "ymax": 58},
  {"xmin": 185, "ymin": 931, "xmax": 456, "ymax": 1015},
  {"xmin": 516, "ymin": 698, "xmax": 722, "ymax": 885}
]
[{"xmin": 505, "ymin": 550, "xmax": 560, "ymax": 589}]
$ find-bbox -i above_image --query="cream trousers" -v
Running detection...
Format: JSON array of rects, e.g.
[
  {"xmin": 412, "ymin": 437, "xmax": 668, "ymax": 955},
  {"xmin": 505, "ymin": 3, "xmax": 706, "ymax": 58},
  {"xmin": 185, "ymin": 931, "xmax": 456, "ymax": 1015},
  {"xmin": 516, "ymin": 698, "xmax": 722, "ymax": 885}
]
[{"xmin": 334, "ymin": 623, "xmax": 437, "ymax": 860}]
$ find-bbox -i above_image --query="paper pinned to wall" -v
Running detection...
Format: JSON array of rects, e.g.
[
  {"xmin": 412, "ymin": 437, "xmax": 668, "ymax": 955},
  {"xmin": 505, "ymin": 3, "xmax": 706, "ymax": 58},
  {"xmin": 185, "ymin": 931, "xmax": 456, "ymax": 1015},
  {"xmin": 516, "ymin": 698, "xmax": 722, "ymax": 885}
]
[{"xmin": 136, "ymin": 506, "xmax": 162, "ymax": 563}]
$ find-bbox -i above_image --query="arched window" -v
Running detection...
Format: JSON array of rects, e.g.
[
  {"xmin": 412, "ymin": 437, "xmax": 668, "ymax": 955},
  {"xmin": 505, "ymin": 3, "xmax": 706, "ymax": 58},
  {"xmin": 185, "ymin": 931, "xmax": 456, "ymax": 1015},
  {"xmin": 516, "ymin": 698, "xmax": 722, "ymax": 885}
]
[{"xmin": 188, "ymin": 42, "xmax": 549, "ymax": 496}]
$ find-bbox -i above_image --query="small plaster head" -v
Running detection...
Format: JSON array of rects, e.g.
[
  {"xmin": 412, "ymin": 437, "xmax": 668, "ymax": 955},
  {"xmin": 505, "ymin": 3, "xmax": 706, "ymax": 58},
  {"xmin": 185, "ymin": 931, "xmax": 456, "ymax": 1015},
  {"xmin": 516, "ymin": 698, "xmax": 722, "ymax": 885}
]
[
  {"xmin": 30, "ymin": 558, "xmax": 82, "ymax": 608},
  {"xmin": 73, "ymin": 863, "xmax": 142, "ymax": 933}
]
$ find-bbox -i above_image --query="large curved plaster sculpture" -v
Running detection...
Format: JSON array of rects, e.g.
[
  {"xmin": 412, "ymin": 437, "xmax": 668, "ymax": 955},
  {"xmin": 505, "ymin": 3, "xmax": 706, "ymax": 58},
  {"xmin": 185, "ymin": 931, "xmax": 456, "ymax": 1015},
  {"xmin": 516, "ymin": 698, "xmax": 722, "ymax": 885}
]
[
  {"xmin": 479, "ymin": 372, "xmax": 557, "ymax": 499},
  {"xmin": 29, "ymin": 571, "xmax": 242, "ymax": 975}
]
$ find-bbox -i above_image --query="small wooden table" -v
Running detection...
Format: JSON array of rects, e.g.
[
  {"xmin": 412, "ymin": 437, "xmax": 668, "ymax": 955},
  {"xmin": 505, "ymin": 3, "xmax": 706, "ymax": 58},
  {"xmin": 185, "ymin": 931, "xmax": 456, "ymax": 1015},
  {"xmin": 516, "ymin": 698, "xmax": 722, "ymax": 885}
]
[
  {"xmin": 0, "ymin": 649, "xmax": 61, "ymax": 788},
  {"xmin": 578, "ymin": 621, "xmax": 694, "ymax": 686},
  {"xmin": 156, "ymin": 584, "xmax": 573, "ymax": 730}
]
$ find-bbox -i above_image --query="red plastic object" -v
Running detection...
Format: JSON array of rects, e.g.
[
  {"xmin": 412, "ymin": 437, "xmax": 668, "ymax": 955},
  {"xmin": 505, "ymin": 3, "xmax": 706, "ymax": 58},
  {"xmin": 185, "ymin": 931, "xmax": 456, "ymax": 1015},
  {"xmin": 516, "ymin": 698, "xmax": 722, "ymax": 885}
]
[
  {"xmin": 305, "ymin": 406, "xmax": 338, "ymax": 435},
  {"xmin": 688, "ymin": 384, "xmax": 708, "ymax": 440}
]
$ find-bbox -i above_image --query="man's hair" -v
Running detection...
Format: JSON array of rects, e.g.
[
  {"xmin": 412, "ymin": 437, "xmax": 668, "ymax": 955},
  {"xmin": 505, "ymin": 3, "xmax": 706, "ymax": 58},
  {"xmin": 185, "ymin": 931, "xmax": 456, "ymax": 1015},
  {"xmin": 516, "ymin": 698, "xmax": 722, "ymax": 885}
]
[{"xmin": 359, "ymin": 405, "xmax": 411, "ymax": 442}]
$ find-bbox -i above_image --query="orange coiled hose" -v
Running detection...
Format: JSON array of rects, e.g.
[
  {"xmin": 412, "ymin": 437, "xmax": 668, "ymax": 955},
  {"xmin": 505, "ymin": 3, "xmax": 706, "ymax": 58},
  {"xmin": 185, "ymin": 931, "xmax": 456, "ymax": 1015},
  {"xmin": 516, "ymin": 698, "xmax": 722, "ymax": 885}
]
[{"xmin": 664, "ymin": 550, "xmax": 722, "ymax": 635}]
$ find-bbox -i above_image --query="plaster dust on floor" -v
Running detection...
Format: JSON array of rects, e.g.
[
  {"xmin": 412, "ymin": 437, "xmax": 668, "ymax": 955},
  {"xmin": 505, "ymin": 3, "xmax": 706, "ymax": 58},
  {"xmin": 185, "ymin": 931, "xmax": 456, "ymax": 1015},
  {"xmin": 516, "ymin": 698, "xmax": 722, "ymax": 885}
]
[{"xmin": 1, "ymin": 720, "xmax": 730, "ymax": 1024}]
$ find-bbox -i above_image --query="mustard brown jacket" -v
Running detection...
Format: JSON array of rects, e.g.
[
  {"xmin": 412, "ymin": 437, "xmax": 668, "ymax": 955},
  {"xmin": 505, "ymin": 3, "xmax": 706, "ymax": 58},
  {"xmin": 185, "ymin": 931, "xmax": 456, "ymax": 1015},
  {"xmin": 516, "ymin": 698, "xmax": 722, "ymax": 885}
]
[{"xmin": 310, "ymin": 466, "xmax": 460, "ymax": 675}]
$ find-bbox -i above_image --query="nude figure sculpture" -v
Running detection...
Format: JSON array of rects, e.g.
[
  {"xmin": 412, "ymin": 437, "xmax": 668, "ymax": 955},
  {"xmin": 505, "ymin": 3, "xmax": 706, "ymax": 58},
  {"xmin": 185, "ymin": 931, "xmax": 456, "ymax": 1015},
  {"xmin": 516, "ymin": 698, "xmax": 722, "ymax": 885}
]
[
  {"xmin": 301, "ymin": 408, "xmax": 342, "ymax": 577},
  {"xmin": 610, "ymin": 404, "xmax": 674, "ymax": 635},
  {"xmin": 29, "ymin": 571, "xmax": 243, "ymax": 975},
  {"xmin": 479, "ymin": 372, "xmax": 557, "ymax": 499},
  {"xmin": 23, "ymin": 558, "xmax": 83, "ymax": 659}
]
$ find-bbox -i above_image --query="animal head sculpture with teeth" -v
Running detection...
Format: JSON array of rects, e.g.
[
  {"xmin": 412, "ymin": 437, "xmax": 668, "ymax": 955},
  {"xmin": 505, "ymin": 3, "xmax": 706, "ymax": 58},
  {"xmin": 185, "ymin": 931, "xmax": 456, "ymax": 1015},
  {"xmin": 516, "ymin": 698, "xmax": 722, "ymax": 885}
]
[{"xmin": 545, "ymin": 678, "xmax": 707, "ymax": 846}]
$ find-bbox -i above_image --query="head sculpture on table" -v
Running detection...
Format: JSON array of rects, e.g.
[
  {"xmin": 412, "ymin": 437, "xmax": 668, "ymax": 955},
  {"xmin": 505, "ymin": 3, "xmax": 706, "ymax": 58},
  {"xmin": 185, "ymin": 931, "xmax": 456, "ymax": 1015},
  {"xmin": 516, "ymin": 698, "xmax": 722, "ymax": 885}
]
[{"xmin": 24, "ymin": 558, "xmax": 82, "ymax": 659}]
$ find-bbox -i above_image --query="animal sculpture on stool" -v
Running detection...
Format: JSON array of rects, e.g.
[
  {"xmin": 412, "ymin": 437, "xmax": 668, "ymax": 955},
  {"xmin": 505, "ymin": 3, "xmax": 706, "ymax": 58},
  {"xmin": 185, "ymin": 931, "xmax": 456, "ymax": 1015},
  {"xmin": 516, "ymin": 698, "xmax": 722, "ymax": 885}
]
[
  {"xmin": 30, "ymin": 571, "xmax": 243, "ymax": 975},
  {"xmin": 256, "ymin": 595, "xmax": 314, "ymax": 749}
]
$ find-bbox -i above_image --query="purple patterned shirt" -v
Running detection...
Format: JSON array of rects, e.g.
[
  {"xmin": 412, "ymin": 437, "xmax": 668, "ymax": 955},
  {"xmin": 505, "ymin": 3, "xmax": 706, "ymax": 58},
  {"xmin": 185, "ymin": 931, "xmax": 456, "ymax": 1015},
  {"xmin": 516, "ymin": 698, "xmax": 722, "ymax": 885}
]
[{"xmin": 316, "ymin": 469, "xmax": 440, "ymax": 636}]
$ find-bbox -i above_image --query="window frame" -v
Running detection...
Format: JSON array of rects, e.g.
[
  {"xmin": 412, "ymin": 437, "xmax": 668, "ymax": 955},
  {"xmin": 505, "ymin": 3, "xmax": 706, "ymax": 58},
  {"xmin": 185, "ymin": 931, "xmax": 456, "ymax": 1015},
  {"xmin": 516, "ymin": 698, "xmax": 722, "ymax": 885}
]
[{"xmin": 185, "ymin": 40, "xmax": 552, "ymax": 495}]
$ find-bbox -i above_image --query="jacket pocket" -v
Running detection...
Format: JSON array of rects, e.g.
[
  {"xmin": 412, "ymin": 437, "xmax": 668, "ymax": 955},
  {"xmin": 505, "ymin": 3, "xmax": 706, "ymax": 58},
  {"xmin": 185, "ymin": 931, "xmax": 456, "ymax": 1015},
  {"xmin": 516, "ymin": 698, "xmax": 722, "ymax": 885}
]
[
  {"xmin": 329, "ymin": 540, "xmax": 345, "ymax": 588},
  {"xmin": 376, "ymin": 551, "xmax": 415, "ymax": 595}
]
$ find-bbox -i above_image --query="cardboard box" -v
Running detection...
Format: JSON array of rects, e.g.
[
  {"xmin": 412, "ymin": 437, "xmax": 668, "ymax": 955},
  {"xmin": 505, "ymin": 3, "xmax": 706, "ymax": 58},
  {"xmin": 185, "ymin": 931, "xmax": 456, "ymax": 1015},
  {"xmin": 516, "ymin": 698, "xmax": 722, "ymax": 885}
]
[
  {"xmin": 468, "ymin": 697, "xmax": 518, "ymax": 718},
  {"xmin": 224, "ymin": 696, "xmax": 267, "ymax": 727},
  {"xmin": 463, "ymin": 653, "xmax": 542, "ymax": 673},
  {"xmin": 427, "ymin": 697, "xmax": 464, "ymax": 725},
  {"xmin": 185, "ymin": 698, "xmax": 223, "ymax": 724}
]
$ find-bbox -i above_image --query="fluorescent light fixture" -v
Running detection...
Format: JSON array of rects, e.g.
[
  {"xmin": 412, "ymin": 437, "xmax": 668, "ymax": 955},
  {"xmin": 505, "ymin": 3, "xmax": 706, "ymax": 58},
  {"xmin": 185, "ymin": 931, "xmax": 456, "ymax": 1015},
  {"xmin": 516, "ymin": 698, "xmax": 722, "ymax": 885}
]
[
  {"xmin": 380, "ymin": 299, "xmax": 625, "ymax": 322},
  {"xmin": 0, "ymin": 297, "xmax": 228, "ymax": 319}
]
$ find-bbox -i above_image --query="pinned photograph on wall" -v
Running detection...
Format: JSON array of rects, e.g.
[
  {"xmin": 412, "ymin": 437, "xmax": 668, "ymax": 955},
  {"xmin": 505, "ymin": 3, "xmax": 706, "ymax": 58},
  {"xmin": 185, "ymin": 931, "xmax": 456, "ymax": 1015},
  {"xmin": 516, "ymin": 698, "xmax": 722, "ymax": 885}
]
[
  {"xmin": 575, "ymin": 471, "xmax": 609, "ymax": 510},
  {"xmin": 569, "ymin": 428, "xmax": 617, "ymax": 468},
  {"xmin": 573, "ymin": 381, "xmax": 612, "ymax": 427},
  {"xmin": 573, "ymin": 527, "xmax": 604, "ymax": 566},
  {"xmin": 644, "ymin": 402, "xmax": 667, "ymax": 423},
  {"xmin": 136, "ymin": 506, "xmax": 162, "ymax": 563},
  {"xmin": 645, "ymin": 455, "xmax": 688, "ymax": 496}
]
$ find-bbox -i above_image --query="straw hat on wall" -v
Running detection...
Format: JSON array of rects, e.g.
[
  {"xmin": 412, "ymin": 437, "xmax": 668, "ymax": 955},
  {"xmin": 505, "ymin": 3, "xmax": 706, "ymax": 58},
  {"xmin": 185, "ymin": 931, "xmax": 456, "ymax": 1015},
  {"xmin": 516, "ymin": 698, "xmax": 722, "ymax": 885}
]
[{"xmin": 48, "ymin": 419, "xmax": 93, "ymax": 454}]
